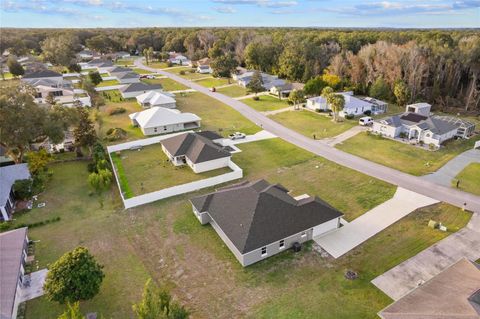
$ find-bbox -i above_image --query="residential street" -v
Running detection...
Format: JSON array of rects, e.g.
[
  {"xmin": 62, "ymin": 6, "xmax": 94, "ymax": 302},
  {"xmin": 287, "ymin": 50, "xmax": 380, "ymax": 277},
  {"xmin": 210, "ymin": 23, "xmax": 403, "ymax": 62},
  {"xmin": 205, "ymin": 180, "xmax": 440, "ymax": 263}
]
[{"xmin": 135, "ymin": 59, "xmax": 480, "ymax": 213}]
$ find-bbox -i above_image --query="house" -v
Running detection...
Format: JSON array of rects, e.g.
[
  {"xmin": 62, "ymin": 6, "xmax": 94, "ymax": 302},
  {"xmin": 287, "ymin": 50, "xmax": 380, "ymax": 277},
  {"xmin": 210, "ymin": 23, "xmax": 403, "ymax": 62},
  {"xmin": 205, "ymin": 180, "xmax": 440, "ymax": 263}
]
[
  {"xmin": 194, "ymin": 57, "xmax": 211, "ymax": 67},
  {"xmin": 196, "ymin": 65, "xmax": 212, "ymax": 74},
  {"xmin": 33, "ymin": 85, "xmax": 91, "ymax": 107},
  {"xmin": 0, "ymin": 164, "xmax": 31, "ymax": 221},
  {"xmin": 360, "ymin": 96, "xmax": 388, "ymax": 114},
  {"xmin": 168, "ymin": 52, "xmax": 190, "ymax": 65},
  {"xmin": 114, "ymin": 71, "xmax": 140, "ymax": 84},
  {"xmin": 113, "ymin": 51, "xmax": 131, "ymax": 59},
  {"xmin": 269, "ymin": 82, "xmax": 305, "ymax": 99},
  {"xmin": 371, "ymin": 103, "xmax": 475, "ymax": 147},
  {"xmin": 119, "ymin": 82, "xmax": 162, "ymax": 99},
  {"xmin": 82, "ymin": 59, "xmax": 114, "ymax": 72},
  {"xmin": 234, "ymin": 71, "xmax": 286, "ymax": 90},
  {"xmin": 190, "ymin": 179, "xmax": 343, "ymax": 267},
  {"xmin": 76, "ymin": 50, "xmax": 95, "ymax": 60},
  {"xmin": 129, "ymin": 107, "xmax": 201, "ymax": 136},
  {"xmin": 21, "ymin": 70, "xmax": 63, "ymax": 84},
  {"xmin": 107, "ymin": 66, "xmax": 132, "ymax": 75},
  {"xmin": 379, "ymin": 258, "xmax": 480, "ymax": 319},
  {"xmin": 306, "ymin": 92, "xmax": 387, "ymax": 117},
  {"xmin": 0, "ymin": 227, "xmax": 29, "ymax": 319},
  {"xmin": 136, "ymin": 91, "xmax": 176, "ymax": 108},
  {"xmin": 161, "ymin": 131, "xmax": 231, "ymax": 173}
]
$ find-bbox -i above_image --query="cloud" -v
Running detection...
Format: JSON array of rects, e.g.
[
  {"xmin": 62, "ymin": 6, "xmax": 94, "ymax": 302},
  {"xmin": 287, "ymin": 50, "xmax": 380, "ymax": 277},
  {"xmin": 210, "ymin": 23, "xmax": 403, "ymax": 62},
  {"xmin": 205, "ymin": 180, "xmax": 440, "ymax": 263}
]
[
  {"xmin": 213, "ymin": 5, "xmax": 237, "ymax": 13},
  {"xmin": 212, "ymin": 0, "xmax": 298, "ymax": 8}
]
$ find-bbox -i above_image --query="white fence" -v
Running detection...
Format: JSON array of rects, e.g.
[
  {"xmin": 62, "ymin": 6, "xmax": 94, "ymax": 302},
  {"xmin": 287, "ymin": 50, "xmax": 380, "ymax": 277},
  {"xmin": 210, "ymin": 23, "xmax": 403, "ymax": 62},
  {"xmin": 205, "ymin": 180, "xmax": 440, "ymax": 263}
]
[
  {"xmin": 95, "ymin": 85, "xmax": 126, "ymax": 92},
  {"xmin": 107, "ymin": 133, "xmax": 243, "ymax": 209}
]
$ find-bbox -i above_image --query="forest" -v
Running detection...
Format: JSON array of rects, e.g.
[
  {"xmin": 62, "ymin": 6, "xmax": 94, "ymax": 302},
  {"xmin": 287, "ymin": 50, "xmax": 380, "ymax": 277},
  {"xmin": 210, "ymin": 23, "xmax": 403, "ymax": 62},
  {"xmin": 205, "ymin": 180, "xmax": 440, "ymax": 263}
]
[{"xmin": 1, "ymin": 27, "xmax": 479, "ymax": 112}]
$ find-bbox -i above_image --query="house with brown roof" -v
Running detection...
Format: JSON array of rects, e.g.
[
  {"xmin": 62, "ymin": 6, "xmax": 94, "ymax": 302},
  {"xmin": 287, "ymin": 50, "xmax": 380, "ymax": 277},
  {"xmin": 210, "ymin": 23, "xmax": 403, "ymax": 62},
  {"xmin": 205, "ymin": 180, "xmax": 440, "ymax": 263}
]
[{"xmin": 190, "ymin": 180, "xmax": 343, "ymax": 266}]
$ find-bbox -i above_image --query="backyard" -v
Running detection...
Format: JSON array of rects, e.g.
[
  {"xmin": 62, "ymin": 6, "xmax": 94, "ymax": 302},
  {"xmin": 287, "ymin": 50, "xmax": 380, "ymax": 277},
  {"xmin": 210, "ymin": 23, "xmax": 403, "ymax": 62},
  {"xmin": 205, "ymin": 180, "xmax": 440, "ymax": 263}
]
[
  {"xmin": 98, "ymin": 99, "xmax": 144, "ymax": 141},
  {"xmin": 337, "ymin": 132, "xmax": 480, "ymax": 176},
  {"xmin": 270, "ymin": 109, "xmax": 357, "ymax": 139},
  {"xmin": 216, "ymin": 84, "xmax": 248, "ymax": 97},
  {"xmin": 97, "ymin": 79, "xmax": 120, "ymax": 87},
  {"xmin": 142, "ymin": 77, "xmax": 188, "ymax": 91},
  {"xmin": 110, "ymin": 143, "xmax": 232, "ymax": 197},
  {"xmin": 132, "ymin": 68, "xmax": 153, "ymax": 74},
  {"xmin": 452, "ymin": 162, "xmax": 480, "ymax": 195},
  {"xmin": 243, "ymin": 95, "xmax": 290, "ymax": 112}
]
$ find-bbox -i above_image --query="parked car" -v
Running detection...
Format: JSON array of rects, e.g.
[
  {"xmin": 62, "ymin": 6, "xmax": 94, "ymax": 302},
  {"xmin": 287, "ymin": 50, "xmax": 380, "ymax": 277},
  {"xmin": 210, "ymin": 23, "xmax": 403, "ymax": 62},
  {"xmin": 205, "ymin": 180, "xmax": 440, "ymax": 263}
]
[
  {"xmin": 359, "ymin": 116, "xmax": 373, "ymax": 126},
  {"xmin": 229, "ymin": 132, "xmax": 246, "ymax": 140},
  {"xmin": 139, "ymin": 74, "xmax": 155, "ymax": 79},
  {"xmin": 210, "ymin": 87, "xmax": 216, "ymax": 92}
]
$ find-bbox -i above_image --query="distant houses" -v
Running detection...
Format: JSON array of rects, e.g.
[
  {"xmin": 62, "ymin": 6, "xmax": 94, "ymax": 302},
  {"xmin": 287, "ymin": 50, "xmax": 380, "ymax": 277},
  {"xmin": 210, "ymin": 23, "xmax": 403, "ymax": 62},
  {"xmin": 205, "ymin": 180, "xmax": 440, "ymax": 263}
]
[
  {"xmin": 190, "ymin": 179, "xmax": 343, "ymax": 266},
  {"xmin": 233, "ymin": 70, "xmax": 286, "ymax": 90},
  {"xmin": 306, "ymin": 92, "xmax": 388, "ymax": 117},
  {"xmin": 129, "ymin": 107, "xmax": 201, "ymax": 136},
  {"xmin": 0, "ymin": 164, "xmax": 31, "ymax": 221}
]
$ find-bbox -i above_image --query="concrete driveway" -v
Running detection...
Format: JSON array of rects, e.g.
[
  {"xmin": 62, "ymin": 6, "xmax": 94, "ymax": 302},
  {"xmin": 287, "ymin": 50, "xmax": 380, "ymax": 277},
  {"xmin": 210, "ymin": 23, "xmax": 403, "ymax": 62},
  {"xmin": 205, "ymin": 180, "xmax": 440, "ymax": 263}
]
[
  {"xmin": 19, "ymin": 269, "xmax": 47, "ymax": 302},
  {"xmin": 134, "ymin": 59, "xmax": 480, "ymax": 213},
  {"xmin": 371, "ymin": 213, "xmax": 480, "ymax": 300},
  {"xmin": 314, "ymin": 188, "xmax": 438, "ymax": 258}
]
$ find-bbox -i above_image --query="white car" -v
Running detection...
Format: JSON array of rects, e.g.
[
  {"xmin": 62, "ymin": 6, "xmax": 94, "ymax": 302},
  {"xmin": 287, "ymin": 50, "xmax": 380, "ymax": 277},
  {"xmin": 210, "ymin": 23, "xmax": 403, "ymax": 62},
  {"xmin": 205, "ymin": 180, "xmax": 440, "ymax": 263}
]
[
  {"xmin": 229, "ymin": 132, "xmax": 246, "ymax": 140},
  {"xmin": 359, "ymin": 116, "xmax": 373, "ymax": 126}
]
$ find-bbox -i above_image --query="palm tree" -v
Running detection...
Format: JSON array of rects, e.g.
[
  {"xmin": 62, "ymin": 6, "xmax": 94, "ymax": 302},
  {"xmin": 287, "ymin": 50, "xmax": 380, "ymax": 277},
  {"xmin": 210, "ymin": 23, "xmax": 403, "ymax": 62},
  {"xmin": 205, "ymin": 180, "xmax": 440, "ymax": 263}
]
[{"xmin": 329, "ymin": 94, "xmax": 345, "ymax": 122}]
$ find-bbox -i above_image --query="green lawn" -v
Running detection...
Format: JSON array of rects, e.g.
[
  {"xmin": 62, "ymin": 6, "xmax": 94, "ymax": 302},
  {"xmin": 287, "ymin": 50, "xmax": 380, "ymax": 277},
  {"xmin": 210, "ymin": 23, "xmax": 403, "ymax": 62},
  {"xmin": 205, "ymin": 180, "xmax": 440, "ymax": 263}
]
[
  {"xmin": 111, "ymin": 144, "xmax": 232, "ymax": 196},
  {"xmin": 142, "ymin": 78, "xmax": 188, "ymax": 91},
  {"xmin": 2, "ymin": 72, "xmax": 13, "ymax": 79},
  {"xmin": 452, "ymin": 162, "xmax": 480, "ymax": 195},
  {"xmin": 194, "ymin": 77, "xmax": 230, "ymax": 88},
  {"xmin": 270, "ymin": 109, "xmax": 357, "ymax": 139},
  {"xmin": 115, "ymin": 58, "xmax": 135, "ymax": 66},
  {"xmin": 132, "ymin": 68, "xmax": 153, "ymax": 74},
  {"xmin": 176, "ymin": 92, "xmax": 260, "ymax": 136},
  {"xmin": 216, "ymin": 84, "xmax": 248, "ymax": 97},
  {"xmin": 337, "ymin": 132, "xmax": 480, "ymax": 176},
  {"xmin": 97, "ymin": 79, "xmax": 120, "ymax": 87},
  {"xmin": 243, "ymin": 95, "xmax": 290, "ymax": 112},
  {"xmin": 98, "ymin": 100, "xmax": 144, "ymax": 141},
  {"xmin": 147, "ymin": 61, "xmax": 169, "ymax": 69},
  {"xmin": 19, "ymin": 159, "xmax": 470, "ymax": 319},
  {"xmin": 165, "ymin": 67, "xmax": 208, "ymax": 80}
]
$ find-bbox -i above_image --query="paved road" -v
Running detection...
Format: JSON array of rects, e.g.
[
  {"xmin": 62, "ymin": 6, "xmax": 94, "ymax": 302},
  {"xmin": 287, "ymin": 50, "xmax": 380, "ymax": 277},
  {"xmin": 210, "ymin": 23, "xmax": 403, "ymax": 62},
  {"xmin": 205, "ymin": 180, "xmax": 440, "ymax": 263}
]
[
  {"xmin": 372, "ymin": 213, "xmax": 480, "ymax": 300},
  {"xmin": 135, "ymin": 59, "xmax": 480, "ymax": 213},
  {"xmin": 314, "ymin": 188, "xmax": 439, "ymax": 258}
]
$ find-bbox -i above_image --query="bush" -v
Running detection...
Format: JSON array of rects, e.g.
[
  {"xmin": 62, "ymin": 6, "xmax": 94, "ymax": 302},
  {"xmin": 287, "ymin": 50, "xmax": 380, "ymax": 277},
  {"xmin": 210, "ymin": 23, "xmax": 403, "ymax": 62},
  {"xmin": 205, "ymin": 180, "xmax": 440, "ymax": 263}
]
[
  {"xmin": 429, "ymin": 143, "xmax": 436, "ymax": 150},
  {"xmin": 363, "ymin": 110, "xmax": 372, "ymax": 116},
  {"xmin": 252, "ymin": 96, "xmax": 260, "ymax": 101},
  {"xmin": 345, "ymin": 114, "xmax": 355, "ymax": 120},
  {"xmin": 179, "ymin": 70, "xmax": 186, "ymax": 75},
  {"xmin": 107, "ymin": 107, "xmax": 126, "ymax": 116},
  {"xmin": 399, "ymin": 132, "xmax": 407, "ymax": 138},
  {"xmin": 14, "ymin": 179, "xmax": 33, "ymax": 200},
  {"xmin": 105, "ymin": 128, "xmax": 127, "ymax": 141}
]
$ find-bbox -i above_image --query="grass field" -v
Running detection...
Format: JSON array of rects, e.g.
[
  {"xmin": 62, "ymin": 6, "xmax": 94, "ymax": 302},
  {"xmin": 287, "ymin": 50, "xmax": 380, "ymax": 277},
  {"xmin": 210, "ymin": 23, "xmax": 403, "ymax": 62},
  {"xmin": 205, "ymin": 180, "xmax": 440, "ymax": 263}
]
[
  {"xmin": 176, "ymin": 92, "xmax": 260, "ymax": 136},
  {"xmin": 115, "ymin": 58, "xmax": 135, "ymax": 66},
  {"xmin": 216, "ymin": 85, "xmax": 248, "ymax": 97},
  {"xmin": 165, "ymin": 67, "xmax": 210, "ymax": 80},
  {"xmin": 452, "ymin": 162, "xmax": 480, "ymax": 195},
  {"xmin": 97, "ymin": 79, "xmax": 120, "ymax": 87},
  {"xmin": 142, "ymin": 77, "xmax": 188, "ymax": 91},
  {"xmin": 2, "ymin": 72, "xmax": 13, "ymax": 79},
  {"xmin": 132, "ymin": 68, "xmax": 153, "ymax": 74},
  {"xmin": 19, "ymin": 158, "xmax": 470, "ymax": 319},
  {"xmin": 194, "ymin": 77, "xmax": 230, "ymax": 88},
  {"xmin": 270, "ymin": 109, "xmax": 357, "ymax": 139},
  {"xmin": 147, "ymin": 61, "xmax": 169, "ymax": 69},
  {"xmin": 337, "ymin": 132, "xmax": 480, "ymax": 176},
  {"xmin": 98, "ymin": 100, "xmax": 143, "ymax": 141},
  {"xmin": 111, "ymin": 143, "xmax": 232, "ymax": 196},
  {"xmin": 243, "ymin": 95, "xmax": 290, "ymax": 112}
]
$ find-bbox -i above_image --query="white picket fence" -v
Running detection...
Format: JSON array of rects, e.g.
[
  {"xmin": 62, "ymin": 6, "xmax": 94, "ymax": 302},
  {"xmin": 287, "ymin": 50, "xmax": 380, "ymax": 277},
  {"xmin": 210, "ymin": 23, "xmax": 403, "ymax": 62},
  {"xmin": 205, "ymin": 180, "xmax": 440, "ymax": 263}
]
[{"xmin": 107, "ymin": 133, "xmax": 243, "ymax": 209}]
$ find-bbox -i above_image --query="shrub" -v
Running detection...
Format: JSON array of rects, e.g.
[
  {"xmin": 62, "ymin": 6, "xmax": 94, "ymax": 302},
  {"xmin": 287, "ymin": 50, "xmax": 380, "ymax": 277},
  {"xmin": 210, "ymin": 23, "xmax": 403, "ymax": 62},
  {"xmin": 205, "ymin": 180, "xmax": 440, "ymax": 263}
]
[
  {"xmin": 107, "ymin": 107, "xmax": 126, "ymax": 116},
  {"xmin": 105, "ymin": 128, "xmax": 127, "ymax": 141},
  {"xmin": 363, "ymin": 110, "xmax": 372, "ymax": 116},
  {"xmin": 14, "ymin": 179, "xmax": 33, "ymax": 200},
  {"xmin": 399, "ymin": 132, "xmax": 407, "ymax": 138},
  {"xmin": 252, "ymin": 96, "xmax": 260, "ymax": 101},
  {"xmin": 429, "ymin": 143, "xmax": 436, "ymax": 150},
  {"xmin": 179, "ymin": 70, "xmax": 186, "ymax": 75},
  {"xmin": 345, "ymin": 114, "xmax": 355, "ymax": 120}
]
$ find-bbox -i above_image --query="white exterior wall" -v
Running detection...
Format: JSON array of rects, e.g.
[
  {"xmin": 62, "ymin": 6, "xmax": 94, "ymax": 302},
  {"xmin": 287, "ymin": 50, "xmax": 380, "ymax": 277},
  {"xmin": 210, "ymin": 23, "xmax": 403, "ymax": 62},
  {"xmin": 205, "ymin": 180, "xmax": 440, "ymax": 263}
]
[
  {"xmin": 121, "ymin": 91, "xmax": 146, "ymax": 99},
  {"xmin": 189, "ymin": 157, "xmax": 231, "ymax": 173},
  {"xmin": 340, "ymin": 104, "xmax": 372, "ymax": 117},
  {"xmin": 372, "ymin": 122, "xmax": 401, "ymax": 138},
  {"xmin": 306, "ymin": 99, "xmax": 328, "ymax": 111},
  {"xmin": 312, "ymin": 218, "xmax": 340, "ymax": 237},
  {"xmin": 141, "ymin": 121, "xmax": 199, "ymax": 136},
  {"xmin": 0, "ymin": 204, "xmax": 9, "ymax": 221}
]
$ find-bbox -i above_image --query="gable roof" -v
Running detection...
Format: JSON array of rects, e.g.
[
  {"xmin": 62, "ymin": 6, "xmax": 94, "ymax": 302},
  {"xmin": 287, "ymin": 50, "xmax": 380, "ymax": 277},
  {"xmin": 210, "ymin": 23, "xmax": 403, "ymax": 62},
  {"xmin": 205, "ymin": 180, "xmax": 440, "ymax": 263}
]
[
  {"xmin": 377, "ymin": 113, "xmax": 461, "ymax": 135},
  {"xmin": 120, "ymin": 82, "xmax": 161, "ymax": 93},
  {"xmin": 161, "ymin": 132, "xmax": 230, "ymax": 164},
  {"xmin": 22, "ymin": 69, "xmax": 62, "ymax": 79},
  {"xmin": 136, "ymin": 91, "xmax": 175, "ymax": 106},
  {"xmin": 380, "ymin": 258, "xmax": 480, "ymax": 319},
  {"xmin": 190, "ymin": 180, "xmax": 343, "ymax": 253},
  {"xmin": 116, "ymin": 72, "xmax": 139, "ymax": 80},
  {"xmin": 129, "ymin": 107, "xmax": 200, "ymax": 129},
  {"xmin": 0, "ymin": 227, "xmax": 27, "ymax": 319},
  {"xmin": 108, "ymin": 66, "xmax": 132, "ymax": 74},
  {"xmin": 0, "ymin": 164, "xmax": 30, "ymax": 206}
]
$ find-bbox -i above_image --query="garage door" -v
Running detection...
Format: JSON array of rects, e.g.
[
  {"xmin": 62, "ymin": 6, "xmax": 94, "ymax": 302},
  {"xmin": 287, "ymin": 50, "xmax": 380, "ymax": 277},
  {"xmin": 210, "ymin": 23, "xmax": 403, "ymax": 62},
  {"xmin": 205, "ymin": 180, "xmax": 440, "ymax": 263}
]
[{"xmin": 312, "ymin": 218, "xmax": 338, "ymax": 237}]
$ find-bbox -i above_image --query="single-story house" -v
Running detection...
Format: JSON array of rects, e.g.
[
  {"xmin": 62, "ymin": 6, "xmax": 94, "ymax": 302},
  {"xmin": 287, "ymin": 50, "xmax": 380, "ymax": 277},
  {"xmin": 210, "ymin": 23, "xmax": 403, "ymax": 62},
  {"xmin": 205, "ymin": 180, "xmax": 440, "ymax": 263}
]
[
  {"xmin": 114, "ymin": 71, "xmax": 140, "ymax": 84},
  {"xmin": 76, "ymin": 50, "xmax": 95, "ymax": 60},
  {"xmin": 119, "ymin": 83, "xmax": 162, "ymax": 99},
  {"xmin": 136, "ymin": 91, "xmax": 176, "ymax": 109},
  {"xmin": 113, "ymin": 51, "xmax": 131, "ymax": 59},
  {"xmin": 371, "ymin": 103, "xmax": 475, "ymax": 147},
  {"xmin": 379, "ymin": 258, "xmax": 480, "ymax": 319},
  {"xmin": 33, "ymin": 85, "xmax": 91, "ymax": 107},
  {"xmin": 161, "ymin": 131, "xmax": 231, "ymax": 173},
  {"xmin": 21, "ymin": 70, "xmax": 63, "ymax": 84},
  {"xmin": 197, "ymin": 65, "xmax": 212, "ymax": 74},
  {"xmin": 360, "ymin": 96, "xmax": 388, "ymax": 114},
  {"xmin": 190, "ymin": 179, "xmax": 343, "ymax": 266},
  {"xmin": 168, "ymin": 52, "xmax": 190, "ymax": 65},
  {"xmin": 234, "ymin": 71, "xmax": 286, "ymax": 90},
  {"xmin": 129, "ymin": 107, "xmax": 201, "ymax": 136},
  {"xmin": 192, "ymin": 57, "xmax": 211, "ymax": 67},
  {"xmin": 306, "ymin": 92, "xmax": 387, "ymax": 117},
  {"xmin": 0, "ymin": 164, "xmax": 31, "ymax": 221},
  {"xmin": 269, "ymin": 82, "xmax": 305, "ymax": 99},
  {"xmin": 0, "ymin": 227, "xmax": 29, "ymax": 319},
  {"xmin": 27, "ymin": 78, "xmax": 71, "ymax": 89},
  {"xmin": 107, "ymin": 66, "xmax": 132, "ymax": 75},
  {"xmin": 82, "ymin": 59, "xmax": 114, "ymax": 71}
]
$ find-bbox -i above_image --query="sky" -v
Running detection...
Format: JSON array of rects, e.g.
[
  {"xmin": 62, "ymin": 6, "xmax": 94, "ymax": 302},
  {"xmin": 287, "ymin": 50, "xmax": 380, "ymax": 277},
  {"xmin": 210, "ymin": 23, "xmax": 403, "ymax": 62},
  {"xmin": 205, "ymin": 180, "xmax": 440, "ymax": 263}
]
[{"xmin": 0, "ymin": 0, "xmax": 478, "ymax": 28}]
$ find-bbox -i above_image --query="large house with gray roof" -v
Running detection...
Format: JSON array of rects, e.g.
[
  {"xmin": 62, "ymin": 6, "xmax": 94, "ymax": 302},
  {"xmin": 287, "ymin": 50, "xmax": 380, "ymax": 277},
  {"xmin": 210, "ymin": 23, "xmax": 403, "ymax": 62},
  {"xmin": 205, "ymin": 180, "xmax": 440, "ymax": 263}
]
[
  {"xmin": 161, "ymin": 131, "xmax": 231, "ymax": 173},
  {"xmin": 372, "ymin": 103, "xmax": 475, "ymax": 147},
  {"xmin": 0, "ymin": 164, "xmax": 31, "ymax": 221},
  {"xmin": 119, "ymin": 82, "xmax": 162, "ymax": 99},
  {"xmin": 190, "ymin": 180, "xmax": 343, "ymax": 266}
]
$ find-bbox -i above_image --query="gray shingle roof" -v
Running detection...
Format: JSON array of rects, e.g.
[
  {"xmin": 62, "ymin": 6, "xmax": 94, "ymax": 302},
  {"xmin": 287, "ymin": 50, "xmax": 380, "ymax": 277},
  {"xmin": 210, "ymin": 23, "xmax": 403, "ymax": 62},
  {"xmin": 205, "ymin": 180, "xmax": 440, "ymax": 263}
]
[
  {"xmin": 0, "ymin": 164, "xmax": 30, "ymax": 207},
  {"xmin": 190, "ymin": 180, "xmax": 343, "ymax": 253},
  {"xmin": 119, "ymin": 82, "xmax": 161, "ymax": 93},
  {"xmin": 109, "ymin": 66, "xmax": 132, "ymax": 74},
  {"xmin": 116, "ymin": 72, "xmax": 139, "ymax": 79},
  {"xmin": 0, "ymin": 227, "xmax": 27, "ymax": 319},
  {"xmin": 22, "ymin": 70, "xmax": 62, "ymax": 79},
  {"xmin": 161, "ymin": 132, "xmax": 230, "ymax": 164}
]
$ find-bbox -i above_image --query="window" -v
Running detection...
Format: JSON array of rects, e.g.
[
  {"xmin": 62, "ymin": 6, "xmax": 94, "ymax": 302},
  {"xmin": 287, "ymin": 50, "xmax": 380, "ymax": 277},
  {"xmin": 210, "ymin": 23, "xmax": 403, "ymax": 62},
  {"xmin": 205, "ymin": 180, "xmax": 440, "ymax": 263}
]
[
  {"xmin": 279, "ymin": 240, "xmax": 285, "ymax": 249},
  {"xmin": 154, "ymin": 128, "xmax": 158, "ymax": 133},
  {"xmin": 301, "ymin": 232, "xmax": 307, "ymax": 238},
  {"xmin": 164, "ymin": 126, "xmax": 167, "ymax": 131},
  {"xmin": 261, "ymin": 246, "xmax": 267, "ymax": 256}
]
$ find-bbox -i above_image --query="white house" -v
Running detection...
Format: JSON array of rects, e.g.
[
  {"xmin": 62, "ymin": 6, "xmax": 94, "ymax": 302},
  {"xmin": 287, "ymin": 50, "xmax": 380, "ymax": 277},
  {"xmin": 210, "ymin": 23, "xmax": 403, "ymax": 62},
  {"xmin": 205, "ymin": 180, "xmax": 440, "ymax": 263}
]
[
  {"xmin": 33, "ymin": 85, "xmax": 91, "ymax": 107},
  {"xmin": 269, "ymin": 82, "xmax": 305, "ymax": 99},
  {"xmin": 119, "ymin": 83, "xmax": 163, "ymax": 99},
  {"xmin": 234, "ymin": 71, "xmax": 286, "ymax": 90},
  {"xmin": 76, "ymin": 50, "xmax": 95, "ymax": 60},
  {"xmin": 190, "ymin": 179, "xmax": 343, "ymax": 267},
  {"xmin": 129, "ymin": 107, "xmax": 201, "ymax": 136},
  {"xmin": 306, "ymin": 92, "xmax": 387, "ymax": 117},
  {"xmin": 0, "ymin": 164, "xmax": 31, "ymax": 221},
  {"xmin": 196, "ymin": 65, "xmax": 212, "ymax": 74},
  {"xmin": 161, "ymin": 131, "xmax": 231, "ymax": 173},
  {"xmin": 168, "ymin": 52, "xmax": 190, "ymax": 65},
  {"xmin": 136, "ymin": 91, "xmax": 176, "ymax": 109}
]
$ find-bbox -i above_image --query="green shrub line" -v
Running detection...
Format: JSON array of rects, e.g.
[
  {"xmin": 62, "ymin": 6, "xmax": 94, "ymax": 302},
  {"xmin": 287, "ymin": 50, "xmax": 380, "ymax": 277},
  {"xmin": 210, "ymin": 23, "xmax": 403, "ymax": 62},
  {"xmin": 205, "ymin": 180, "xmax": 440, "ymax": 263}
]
[
  {"xmin": 109, "ymin": 152, "xmax": 134, "ymax": 199},
  {"xmin": 0, "ymin": 216, "xmax": 62, "ymax": 232}
]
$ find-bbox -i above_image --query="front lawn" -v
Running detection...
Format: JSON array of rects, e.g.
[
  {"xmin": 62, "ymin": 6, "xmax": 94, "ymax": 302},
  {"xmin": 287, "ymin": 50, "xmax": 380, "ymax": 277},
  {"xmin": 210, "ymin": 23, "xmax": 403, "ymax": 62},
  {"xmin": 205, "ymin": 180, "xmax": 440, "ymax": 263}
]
[
  {"xmin": 176, "ymin": 92, "xmax": 260, "ymax": 136},
  {"xmin": 166, "ymin": 67, "xmax": 208, "ymax": 80},
  {"xmin": 452, "ymin": 162, "xmax": 480, "ymax": 195},
  {"xmin": 270, "ymin": 109, "xmax": 357, "ymax": 139},
  {"xmin": 337, "ymin": 132, "xmax": 480, "ymax": 176},
  {"xmin": 243, "ymin": 95, "xmax": 290, "ymax": 112},
  {"xmin": 142, "ymin": 78, "xmax": 188, "ymax": 91},
  {"xmin": 147, "ymin": 61, "xmax": 169, "ymax": 69},
  {"xmin": 115, "ymin": 58, "xmax": 135, "ymax": 66},
  {"xmin": 97, "ymin": 79, "xmax": 120, "ymax": 87},
  {"xmin": 194, "ymin": 77, "xmax": 230, "ymax": 88},
  {"xmin": 216, "ymin": 84, "xmax": 248, "ymax": 97},
  {"xmin": 132, "ymin": 68, "xmax": 153, "ymax": 74},
  {"xmin": 110, "ymin": 144, "xmax": 232, "ymax": 197}
]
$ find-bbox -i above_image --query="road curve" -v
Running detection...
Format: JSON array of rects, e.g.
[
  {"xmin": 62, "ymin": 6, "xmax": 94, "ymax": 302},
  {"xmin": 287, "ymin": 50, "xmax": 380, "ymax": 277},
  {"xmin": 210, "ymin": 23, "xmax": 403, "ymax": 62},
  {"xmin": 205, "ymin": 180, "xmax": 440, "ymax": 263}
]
[{"xmin": 135, "ymin": 59, "xmax": 480, "ymax": 212}]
